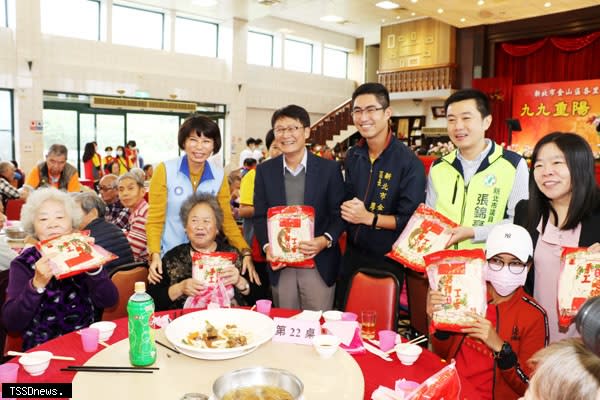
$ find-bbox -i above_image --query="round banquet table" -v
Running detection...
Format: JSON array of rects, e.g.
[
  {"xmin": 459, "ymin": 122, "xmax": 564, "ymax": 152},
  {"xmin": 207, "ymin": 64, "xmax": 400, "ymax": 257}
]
[{"xmin": 11, "ymin": 308, "xmax": 480, "ymax": 400}]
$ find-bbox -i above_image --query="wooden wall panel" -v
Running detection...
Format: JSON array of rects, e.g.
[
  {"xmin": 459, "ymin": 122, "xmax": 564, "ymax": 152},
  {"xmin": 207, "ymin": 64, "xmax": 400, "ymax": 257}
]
[{"xmin": 379, "ymin": 19, "xmax": 456, "ymax": 73}]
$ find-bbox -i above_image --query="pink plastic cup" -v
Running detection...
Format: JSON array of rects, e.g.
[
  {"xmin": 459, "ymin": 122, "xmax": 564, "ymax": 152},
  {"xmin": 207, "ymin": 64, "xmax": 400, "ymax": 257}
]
[
  {"xmin": 378, "ymin": 330, "xmax": 397, "ymax": 352},
  {"xmin": 342, "ymin": 312, "xmax": 358, "ymax": 321},
  {"xmin": 0, "ymin": 362, "xmax": 19, "ymax": 400},
  {"xmin": 255, "ymin": 299, "xmax": 272, "ymax": 316},
  {"xmin": 395, "ymin": 379, "xmax": 420, "ymax": 396},
  {"xmin": 80, "ymin": 327, "xmax": 100, "ymax": 352}
]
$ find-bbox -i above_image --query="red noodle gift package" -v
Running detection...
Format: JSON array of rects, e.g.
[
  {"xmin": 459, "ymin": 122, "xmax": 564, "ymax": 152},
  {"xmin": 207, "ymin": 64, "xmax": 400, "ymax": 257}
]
[
  {"xmin": 36, "ymin": 231, "xmax": 117, "ymax": 279},
  {"xmin": 425, "ymin": 249, "xmax": 488, "ymax": 332},
  {"xmin": 185, "ymin": 251, "xmax": 238, "ymax": 309},
  {"xmin": 267, "ymin": 205, "xmax": 315, "ymax": 269},
  {"xmin": 387, "ymin": 204, "xmax": 458, "ymax": 273},
  {"xmin": 557, "ymin": 247, "xmax": 600, "ymax": 328}
]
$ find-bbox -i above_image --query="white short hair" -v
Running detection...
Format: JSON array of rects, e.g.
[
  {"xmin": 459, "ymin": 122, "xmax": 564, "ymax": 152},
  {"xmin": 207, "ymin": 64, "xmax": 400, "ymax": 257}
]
[{"xmin": 20, "ymin": 188, "xmax": 83, "ymax": 238}]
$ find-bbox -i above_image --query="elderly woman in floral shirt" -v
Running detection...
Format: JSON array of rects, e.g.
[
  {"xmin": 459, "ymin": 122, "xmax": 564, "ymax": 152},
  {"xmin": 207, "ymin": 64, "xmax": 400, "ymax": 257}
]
[
  {"xmin": 148, "ymin": 193, "xmax": 254, "ymax": 311},
  {"xmin": 2, "ymin": 188, "xmax": 117, "ymax": 350}
]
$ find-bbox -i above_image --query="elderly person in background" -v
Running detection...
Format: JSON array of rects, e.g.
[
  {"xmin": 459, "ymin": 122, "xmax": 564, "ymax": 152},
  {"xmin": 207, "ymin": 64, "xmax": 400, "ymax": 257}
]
[
  {"xmin": 73, "ymin": 192, "xmax": 134, "ymax": 274},
  {"xmin": 520, "ymin": 338, "xmax": 600, "ymax": 400},
  {"xmin": 118, "ymin": 171, "xmax": 148, "ymax": 263},
  {"xmin": 1, "ymin": 188, "xmax": 117, "ymax": 350},
  {"xmin": 148, "ymin": 193, "xmax": 253, "ymax": 311},
  {"xmin": 0, "ymin": 212, "xmax": 17, "ymax": 270},
  {"xmin": 98, "ymin": 174, "xmax": 129, "ymax": 229},
  {"xmin": 23, "ymin": 144, "xmax": 81, "ymax": 193},
  {"xmin": 0, "ymin": 161, "xmax": 27, "ymax": 208}
]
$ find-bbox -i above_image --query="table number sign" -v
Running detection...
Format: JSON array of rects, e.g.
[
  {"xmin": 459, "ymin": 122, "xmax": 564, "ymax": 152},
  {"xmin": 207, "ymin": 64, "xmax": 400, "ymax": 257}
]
[{"xmin": 271, "ymin": 317, "xmax": 320, "ymax": 345}]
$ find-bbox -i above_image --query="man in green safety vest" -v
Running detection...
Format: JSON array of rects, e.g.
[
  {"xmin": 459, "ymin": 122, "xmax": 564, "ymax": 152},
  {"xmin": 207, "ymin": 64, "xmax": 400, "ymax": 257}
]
[{"xmin": 427, "ymin": 89, "xmax": 529, "ymax": 249}]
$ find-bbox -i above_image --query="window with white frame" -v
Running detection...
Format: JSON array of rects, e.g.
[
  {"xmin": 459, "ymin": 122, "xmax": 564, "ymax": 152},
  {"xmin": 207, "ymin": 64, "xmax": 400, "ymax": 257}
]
[
  {"xmin": 175, "ymin": 16, "xmax": 218, "ymax": 57},
  {"xmin": 112, "ymin": 4, "xmax": 164, "ymax": 50},
  {"xmin": 40, "ymin": 0, "xmax": 100, "ymax": 40},
  {"xmin": 323, "ymin": 47, "xmax": 348, "ymax": 79},
  {"xmin": 284, "ymin": 38, "xmax": 313, "ymax": 73},
  {"xmin": 0, "ymin": 89, "xmax": 14, "ymax": 161},
  {"xmin": 247, "ymin": 31, "xmax": 273, "ymax": 66},
  {"xmin": 1, "ymin": 0, "xmax": 7, "ymax": 28}
]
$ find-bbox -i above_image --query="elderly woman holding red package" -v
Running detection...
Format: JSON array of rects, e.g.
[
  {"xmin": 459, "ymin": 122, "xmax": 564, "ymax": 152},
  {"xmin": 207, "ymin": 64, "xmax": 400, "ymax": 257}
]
[
  {"xmin": 148, "ymin": 193, "xmax": 253, "ymax": 311},
  {"xmin": 2, "ymin": 188, "xmax": 118, "ymax": 350}
]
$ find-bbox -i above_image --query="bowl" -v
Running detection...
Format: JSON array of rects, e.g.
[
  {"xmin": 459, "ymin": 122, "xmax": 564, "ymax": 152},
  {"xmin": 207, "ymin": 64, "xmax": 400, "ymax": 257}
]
[
  {"xmin": 213, "ymin": 367, "xmax": 303, "ymax": 400},
  {"xmin": 322, "ymin": 310, "xmax": 343, "ymax": 322},
  {"xmin": 90, "ymin": 321, "xmax": 117, "ymax": 341},
  {"xmin": 312, "ymin": 334, "xmax": 341, "ymax": 359},
  {"xmin": 18, "ymin": 351, "xmax": 52, "ymax": 376},
  {"xmin": 5, "ymin": 225, "xmax": 27, "ymax": 240},
  {"xmin": 395, "ymin": 343, "xmax": 423, "ymax": 366}
]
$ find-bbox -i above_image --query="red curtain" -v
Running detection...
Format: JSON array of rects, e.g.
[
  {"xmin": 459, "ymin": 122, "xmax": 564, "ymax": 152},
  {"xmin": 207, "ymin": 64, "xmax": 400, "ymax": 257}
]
[
  {"xmin": 496, "ymin": 30, "xmax": 600, "ymax": 85},
  {"xmin": 472, "ymin": 77, "xmax": 513, "ymax": 145},
  {"xmin": 485, "ymin": 31, "xmax": 600, "ymax": 144}
]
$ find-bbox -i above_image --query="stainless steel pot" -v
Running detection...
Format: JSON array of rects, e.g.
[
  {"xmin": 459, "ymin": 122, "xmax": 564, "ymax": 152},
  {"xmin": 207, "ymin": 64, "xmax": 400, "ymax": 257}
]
[{"xmin": 212, "ymin": 367, "xmax": 303, "ymax": 400}]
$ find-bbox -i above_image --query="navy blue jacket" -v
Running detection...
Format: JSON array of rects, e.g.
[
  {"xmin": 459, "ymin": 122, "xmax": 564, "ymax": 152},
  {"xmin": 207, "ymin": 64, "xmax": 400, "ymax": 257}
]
[
  {"xmin": 344, "ymin": 133, "xmax": 426, "ymax": 259},
  {"xmin": 85, "ymin": 218, "xmax": 134, "ymax": 273},
  {"xmin": 253, "ymin": 151, "xmax": 345, "ymax": 286}
]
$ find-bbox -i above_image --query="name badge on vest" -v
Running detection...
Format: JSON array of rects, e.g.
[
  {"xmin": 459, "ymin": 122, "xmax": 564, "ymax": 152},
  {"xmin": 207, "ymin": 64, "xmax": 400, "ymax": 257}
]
[{"xmin": 174, "ymin": 186, "xmax": 184, "ymax": 196}]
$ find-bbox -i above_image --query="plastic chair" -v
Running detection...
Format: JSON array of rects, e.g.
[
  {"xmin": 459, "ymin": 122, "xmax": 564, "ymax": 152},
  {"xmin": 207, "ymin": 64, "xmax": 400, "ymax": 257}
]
[
  {"xmin": 5, "ymin": 199, "xmax": 25, "ymax": 220},
  {"xmin": 102, "ymin": 262, "xmax": 149, "ymax": 321},
  {"xmin": 344, "ymin": 268, "xmax": 400, "ymax": 333}
]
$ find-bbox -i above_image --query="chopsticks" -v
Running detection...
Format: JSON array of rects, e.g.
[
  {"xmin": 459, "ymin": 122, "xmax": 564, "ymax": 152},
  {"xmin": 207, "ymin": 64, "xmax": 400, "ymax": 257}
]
[
  {"xmin": 384, "ymin": 335, "xmax": 428, "ymax": 354},
  {"xmin": 156, "ymin": 339, "xmax": 180, "ymax": 354},
  {"xmin": 62, "ymin": 365, "xmax": 159, "ymax": 374},
  {"xmin": 407, "ymin": 335, "xmax": 428, "ymax": 346}
]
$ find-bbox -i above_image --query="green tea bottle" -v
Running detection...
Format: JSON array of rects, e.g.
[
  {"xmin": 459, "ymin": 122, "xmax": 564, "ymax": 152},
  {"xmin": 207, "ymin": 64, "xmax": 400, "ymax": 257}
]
[{"xmin": 127, "ymin": 281, "xmax": 156, "ymax": 366}]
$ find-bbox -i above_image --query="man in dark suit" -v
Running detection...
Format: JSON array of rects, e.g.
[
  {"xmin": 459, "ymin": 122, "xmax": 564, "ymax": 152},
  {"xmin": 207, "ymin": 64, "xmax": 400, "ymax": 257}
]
[{"xmin": 253, "ymin": 105, "xmax": 345, "ymax": 310}]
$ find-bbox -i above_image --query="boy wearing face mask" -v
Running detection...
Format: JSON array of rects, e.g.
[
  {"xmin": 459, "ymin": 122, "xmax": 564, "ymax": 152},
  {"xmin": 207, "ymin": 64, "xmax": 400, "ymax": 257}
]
[{"xmin": 427, "ymin": 224, "xmax": 549, "ymax": 400}]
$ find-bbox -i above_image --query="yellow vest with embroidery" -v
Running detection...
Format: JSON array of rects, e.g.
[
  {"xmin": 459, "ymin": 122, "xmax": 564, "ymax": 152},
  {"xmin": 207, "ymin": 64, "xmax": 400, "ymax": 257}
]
[{"xmin": 430, "ymin": 145, "xmax": 518, "ymax": 249}]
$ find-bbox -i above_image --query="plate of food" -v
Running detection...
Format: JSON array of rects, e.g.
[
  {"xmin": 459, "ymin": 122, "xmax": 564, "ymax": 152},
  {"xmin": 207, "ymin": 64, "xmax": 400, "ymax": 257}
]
[{"xmin": 164, "ymin": 308, "xmax": 276, "ymax": 360}]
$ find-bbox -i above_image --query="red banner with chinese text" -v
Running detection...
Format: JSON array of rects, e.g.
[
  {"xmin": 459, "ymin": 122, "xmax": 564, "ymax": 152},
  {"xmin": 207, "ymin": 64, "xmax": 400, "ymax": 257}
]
[{"xmin": 512, "ymin": 79, "xmax": 600, "ymax": 152}]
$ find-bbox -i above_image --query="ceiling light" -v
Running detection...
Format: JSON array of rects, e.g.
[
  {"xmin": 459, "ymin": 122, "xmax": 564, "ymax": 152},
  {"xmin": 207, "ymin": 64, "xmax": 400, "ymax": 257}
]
[
  {"xmin": 460, "ymin": 17, "xmax": 466, "ymax": 22},
  {"xmin": 477, "ymin": 0, "xmax": 484, "ymax": 5},
  {"xmin": 544, "ymin": 2, "xmax": 552, "ymax": 7},
  {"xmin": 320, "ymin": 15, "xmax": 345, "ymax": 22},
  {"xmin": 411, "ymin": 12, "xmax": 416, "ymax": 16},
  {"xmin": 375, "ymin": 1, "xmax": 400, "ymax": 9},
  {"xmin": 437, "ymin": 8, "xmax": 444, "ymax": 14},
  {"xmin": 396, "ymin": 16, "xmax": 401, "ymax": 20},
  {"xmin": 411, "ymin": 0, "xmax": 418, "ymax": 3},
  {"xmin": 381, "ymin": 18, "xmax": 386, "ymax": 23},
  {"xmin": 192, "ymin": 0, "xmax": 217, "ymax": 6}
]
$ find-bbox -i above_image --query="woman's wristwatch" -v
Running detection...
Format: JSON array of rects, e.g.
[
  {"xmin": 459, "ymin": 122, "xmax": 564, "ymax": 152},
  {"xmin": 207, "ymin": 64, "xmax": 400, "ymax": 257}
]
[{"xmin": 494, "ymin": 341, "xmax": 517, "ymax": 369}]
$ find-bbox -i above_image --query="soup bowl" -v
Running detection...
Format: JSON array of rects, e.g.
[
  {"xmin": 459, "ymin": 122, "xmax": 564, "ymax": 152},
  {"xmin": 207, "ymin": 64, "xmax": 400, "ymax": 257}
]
[{"xmin": 213, "ymin": 367, "xmax": 303, "ymax": 400}]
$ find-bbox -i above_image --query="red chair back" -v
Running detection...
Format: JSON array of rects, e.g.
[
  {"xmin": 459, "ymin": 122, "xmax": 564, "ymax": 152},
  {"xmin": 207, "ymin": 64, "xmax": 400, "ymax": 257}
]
[
  {"xmin": 5, "ymin": 199, "xmax": 25, "ymax": 220},
  {"xmin": 344, "ymin": 268, "xmax": 399, "ymax": 332},
  {"xmin": 102, "ymin": 263, "xmax": 149, "ymax": 321}
]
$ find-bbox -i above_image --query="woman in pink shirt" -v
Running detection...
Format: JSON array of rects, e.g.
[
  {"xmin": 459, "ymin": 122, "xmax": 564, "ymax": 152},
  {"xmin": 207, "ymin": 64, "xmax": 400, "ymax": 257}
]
[
  {"xmin": 515, "ymin": 132, "xmax": 600, "ymax": 342},
  {"xmin": 118, "ymin": 171, "xmax": 149, "ymax": 263}
]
